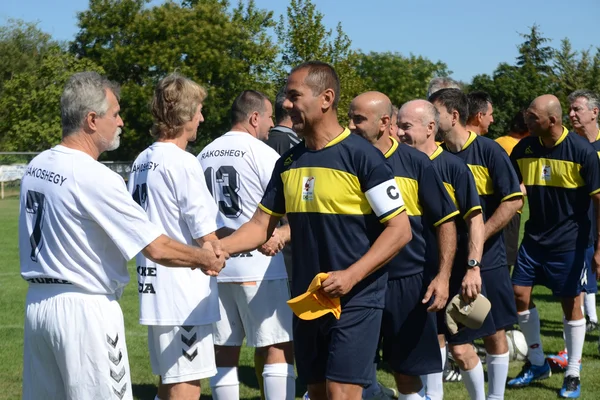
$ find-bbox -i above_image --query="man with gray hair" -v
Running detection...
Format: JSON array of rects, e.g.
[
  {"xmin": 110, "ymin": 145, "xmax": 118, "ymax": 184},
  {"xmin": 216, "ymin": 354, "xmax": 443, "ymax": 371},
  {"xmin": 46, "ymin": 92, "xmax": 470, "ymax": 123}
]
[
  {"xmin": 397, "ymin": 100, "xmax": 484, "ymax": 400},
  {"xmin": 567, "ymin": 89, "xmax": 600, "ymax": 334},
  {"xmin": 19, "ymin": 71, "xmax": 225, "ymax": 399},
  {"xmin": 427, "ymin": 77, "xmax": 461, "ymax": 98}
]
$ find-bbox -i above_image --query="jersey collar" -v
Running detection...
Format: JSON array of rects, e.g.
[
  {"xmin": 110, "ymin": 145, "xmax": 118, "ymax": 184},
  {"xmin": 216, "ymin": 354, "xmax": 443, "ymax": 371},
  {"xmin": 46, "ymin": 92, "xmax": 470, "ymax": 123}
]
[
  {"xmin": 538, "ymin": 126, "xmax": 568, "ymax": 147},
  {"xmin": 324, "ymin": 128, "xmax": 351, "ymax": 148},
  {"xmin": 429, "ymin": 145, "xmax": 443, "ymax": 161},
  {"xmin": 462, "ymin": 131, "xmax": 478, "ymax": 150},
  {"xmin": 383, "ymin": 136, "xmax": 399, "ymax": 159},
  {"xmin": 596, "ymin": 129, "xmax": 600, "ymax": 142}
]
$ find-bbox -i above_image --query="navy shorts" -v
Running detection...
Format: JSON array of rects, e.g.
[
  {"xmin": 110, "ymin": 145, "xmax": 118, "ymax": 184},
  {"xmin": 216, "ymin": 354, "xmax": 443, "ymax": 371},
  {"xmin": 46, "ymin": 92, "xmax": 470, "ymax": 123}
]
[
  {"xmin": 512, "ymin": 239, "xmax": 592, "ymax": 297},
  {"xmin": 583, "ymin": 249, "xmax": 598, "ymax": 294},
  {"xmin": 381, "ymin": 273, "xmax": 442, "ymax": 375},
  {"xmin": 293, "ymin": 306, "xmax": 383, "ymax": 386},
  {"xmin": 438, "ymin": 266, "xmax": 496, "ymax": 345},
  {"xmin": 481, "ymin": 266, "xmax": 518, "ymax": 331}
]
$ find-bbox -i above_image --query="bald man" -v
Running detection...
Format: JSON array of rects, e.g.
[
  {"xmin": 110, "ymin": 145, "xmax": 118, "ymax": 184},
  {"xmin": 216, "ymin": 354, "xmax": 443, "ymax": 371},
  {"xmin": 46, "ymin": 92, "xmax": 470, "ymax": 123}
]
[
  {"xmin": 349, "ymin": 92, "xmax": 459, "ymax": 400},
  {"xmin": 429, "ymin": 88, "xmax": 523, "ymax": 400},
  {"xmin": 397, "ymin": 100, "xmax": 485, "ymax": 400},
  {"xmin": 509, "ymin": 95, "xmax": 600, "ymax": 398}
]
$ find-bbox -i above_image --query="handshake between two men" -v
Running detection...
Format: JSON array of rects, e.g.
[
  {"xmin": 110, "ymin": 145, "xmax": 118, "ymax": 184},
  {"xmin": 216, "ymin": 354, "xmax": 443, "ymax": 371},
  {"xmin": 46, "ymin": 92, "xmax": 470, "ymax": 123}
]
[{"xmin": 199, "ymin": 225, "xmax": 290, "ymax": 276}]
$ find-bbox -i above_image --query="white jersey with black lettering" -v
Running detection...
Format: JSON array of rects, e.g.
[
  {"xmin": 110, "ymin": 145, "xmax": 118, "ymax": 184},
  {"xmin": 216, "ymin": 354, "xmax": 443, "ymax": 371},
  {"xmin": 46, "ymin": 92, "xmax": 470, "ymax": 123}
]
[
  {"xmin": 19, "ymin": 145, "xmax": 163, "ymax": 297},
  {"xmin": 129, "ymin": 142, "xmax": 223, "ymax": 326},
  {"xmin": 198, "ymin": 131, "xmax": 287, "ymax": 282}
]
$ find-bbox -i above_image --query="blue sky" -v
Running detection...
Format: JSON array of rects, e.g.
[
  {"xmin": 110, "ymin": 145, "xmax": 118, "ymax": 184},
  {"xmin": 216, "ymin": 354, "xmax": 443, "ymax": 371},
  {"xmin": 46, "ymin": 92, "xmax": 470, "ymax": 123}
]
[{"xmin": 2, "ymin": 0, "xmax": 599, "ymax": 82}]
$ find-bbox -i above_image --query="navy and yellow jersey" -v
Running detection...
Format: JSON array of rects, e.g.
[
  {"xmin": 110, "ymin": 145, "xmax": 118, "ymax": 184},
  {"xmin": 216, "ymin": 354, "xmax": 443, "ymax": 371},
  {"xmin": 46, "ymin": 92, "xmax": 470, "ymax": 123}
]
[
  {"xmin": 591, "ymin": 130, "xmax": 600, "ymax": 155},
  {"xmin": 429, "ymin": 146, "xmax": 482, "ymax": 261},
  {"xmin": 511, "ymin": 127, "xmax": 600, "ymax": 251},
  {"xmin": 259, "ymin": 129, "xmax": 406, "ymax": 308},
  {"xmin": 383, "ymin": 138, "xmax": 459, "ymax": 279},
  {"xmin": 442, "ymin": 132, "xmax": 522, "ymax": 269}
]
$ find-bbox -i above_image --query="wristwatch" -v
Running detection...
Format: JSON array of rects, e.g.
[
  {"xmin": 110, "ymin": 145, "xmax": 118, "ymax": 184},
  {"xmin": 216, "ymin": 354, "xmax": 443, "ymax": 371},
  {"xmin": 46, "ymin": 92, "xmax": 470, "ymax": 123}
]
[{"xmin": 467, "ymin": 259, "xmax": 481, "ymax": 269}]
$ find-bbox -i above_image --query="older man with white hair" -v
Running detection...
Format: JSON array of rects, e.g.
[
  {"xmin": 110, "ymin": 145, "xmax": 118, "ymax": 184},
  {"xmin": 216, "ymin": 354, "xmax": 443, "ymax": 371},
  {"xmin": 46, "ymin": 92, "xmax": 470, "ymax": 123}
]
[{"xmin": 19, "ymin": 71, "xmax": 225, "ymax": 400}]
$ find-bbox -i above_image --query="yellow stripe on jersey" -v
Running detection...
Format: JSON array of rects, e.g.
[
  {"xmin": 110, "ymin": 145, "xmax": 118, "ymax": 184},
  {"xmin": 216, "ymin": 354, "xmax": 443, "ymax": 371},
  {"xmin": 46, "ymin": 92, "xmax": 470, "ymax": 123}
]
[
  {"xmin": 442, "ymin": 181, "xmax": 482, "ymax": 220},
  {"xmin": 258, "ymin": 203, "xmax": 285, "ymax": 217},
  {"xmin": 281, "ymin": 167, "xmax": 371, "ymax": 215},
  {"xmin": 538, "ymin": 126, "xmax": 569, "ymax": 147},
  {"xmin": 395, "ymin": 177, "xmax": 421, "ymax": 216},
  {"xmin": 467, "ymin": 165, "xmax": 494, "ymax": 195},
  {"xmin": 517, "ymin": 157, "xmax": 584, "ymax": 189},
  {"xmin": 442, "ymin": 182, "xmax": 458, "ymax": 208}
]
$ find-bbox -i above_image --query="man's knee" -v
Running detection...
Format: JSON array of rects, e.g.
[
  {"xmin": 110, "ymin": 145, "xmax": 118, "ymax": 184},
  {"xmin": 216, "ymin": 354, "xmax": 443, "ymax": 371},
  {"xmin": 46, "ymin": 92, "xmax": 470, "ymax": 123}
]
[
  {"xmin": 484, "ymin": 330, "xmax": 508, "ymax": 354},
  {"xmin": 393, "ymin": 373, "xmax": 422, "ymax": 395},
  {"xmin": 449, "ymin": 343, "xmax": 478, "ymax": 370}
]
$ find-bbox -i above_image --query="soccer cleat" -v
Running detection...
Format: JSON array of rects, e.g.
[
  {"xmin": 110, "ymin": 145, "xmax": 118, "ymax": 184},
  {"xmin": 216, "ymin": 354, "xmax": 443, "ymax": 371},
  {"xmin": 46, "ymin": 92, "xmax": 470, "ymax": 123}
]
[
  {"xmin": 378, "ymin": 383, "xmax": 399, "ymax": 399},
  {"xmin": 443, "ymin": 359, "xmax": 462, "ymax": 383},
  {"xmin": 547, "ymin": 350, "xmax": 568, "ymax": 372},
  {"xmin": 507, "ymin": 360, "xmax": 551, "ymax": 387},
  {"xmin": 585, "ymin": 320, "xmax": 598, "ymax": 333},
  {"xmin": 559, "ymin": 375, "xmax": 581, "ymax": 398}
]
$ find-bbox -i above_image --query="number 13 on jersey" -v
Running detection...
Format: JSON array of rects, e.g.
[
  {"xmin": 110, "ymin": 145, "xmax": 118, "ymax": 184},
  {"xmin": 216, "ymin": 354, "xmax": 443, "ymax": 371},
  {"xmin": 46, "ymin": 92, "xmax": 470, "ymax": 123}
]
[{"xmin": 204, "ymin": 166, "xmax": 243, "ymax": 218}]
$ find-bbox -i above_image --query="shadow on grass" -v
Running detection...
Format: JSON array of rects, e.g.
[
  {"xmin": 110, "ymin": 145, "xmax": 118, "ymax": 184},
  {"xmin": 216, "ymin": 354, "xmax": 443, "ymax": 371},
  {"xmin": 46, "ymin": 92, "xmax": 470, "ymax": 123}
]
[
  {"xmin": 132, "ymin": 383, "xmax": 157, "ymax": 399},
  {"xmin": 198, "ymin": 365, "xmax": 307, "ymax": 399},
  {"xmin": 506, "ymin": 380, "xmax": 562, "ymax": 396}
]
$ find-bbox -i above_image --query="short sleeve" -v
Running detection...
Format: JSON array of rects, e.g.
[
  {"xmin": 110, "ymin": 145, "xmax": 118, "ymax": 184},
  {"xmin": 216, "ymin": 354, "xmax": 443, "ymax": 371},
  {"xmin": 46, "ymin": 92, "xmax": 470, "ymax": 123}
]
[
  {"xmin": 580, "ymin": 145, "xmax": 600, "ymax": 196},
  {"xmin": 419, "ymin": 163, "xmax": 459, "ymax": 226},
  {"xmin": 173, "ymin": 157, "xmax": 223, "ymax": 239},
  {"xmin": 455, "ymin": 166, "xmax": 482, "ymax": 219},
  {"xmin": 77, "ymin": 168, "xmax": 163, "ymax": 260},
  {"xmin": 259, "ymin": 158, "xmax": 286, "ymax": 217},
  {"xmin": 256, "ymin": 145, "xmax": 281, "ymax": 192},
  {"xmin": 487, "ymin": 142, "xmax": 522, "ymax": 202}
]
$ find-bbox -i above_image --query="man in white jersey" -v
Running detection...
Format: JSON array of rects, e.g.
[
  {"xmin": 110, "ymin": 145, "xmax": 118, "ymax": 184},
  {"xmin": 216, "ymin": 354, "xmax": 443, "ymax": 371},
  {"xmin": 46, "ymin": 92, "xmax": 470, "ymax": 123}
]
[
  {"xmin": 19, "ymin": 72, "xmax": 225, "ymax": 400},
  {"xmin": 128, "ymin": 73, "xmax": 226, "ymax": 400},
  {"xmin": 199, "ymin": 90, "xmax": 295, "ymax": 400}
]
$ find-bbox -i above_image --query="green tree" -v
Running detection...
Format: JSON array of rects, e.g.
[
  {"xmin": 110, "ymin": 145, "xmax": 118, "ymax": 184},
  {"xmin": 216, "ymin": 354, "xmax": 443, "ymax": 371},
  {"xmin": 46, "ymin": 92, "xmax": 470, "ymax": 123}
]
[
  {"xmin": 71, "ymin": 0, "xmax": 280, "ymax": 159},
  {"xmin": 469, "ymin": 25, "xmax": 555, "ymax": 138},
  {"xmin": 356, "ymin": 52, "xmax": 450, "ymax": 107},
  {"xmin": 0, "ymin": 48, "xmax": 103, "ymax": 152},
  {"xmin": 275, "ymin": 0, "xmax": 367, "ymax": 117},
  {"xmin": 0, "ymin": 19, "xmax": 61, "ymax": 99}
]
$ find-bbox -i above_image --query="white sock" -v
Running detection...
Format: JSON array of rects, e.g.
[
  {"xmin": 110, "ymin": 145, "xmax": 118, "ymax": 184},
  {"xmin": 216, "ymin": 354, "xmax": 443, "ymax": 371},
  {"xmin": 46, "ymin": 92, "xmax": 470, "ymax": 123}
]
[
  {"xmin": 262, "ymin": 363, "xmax": 295, "ymax": 400},
  {"xmin": 564, "ymin": 318, "xmax": 585, "ymax": 377},
  {"xmin": 585, "ymin": 293, "xmax": 598, "ymax": 323},
  {"xmin": 441, "ymin": 345, "xmax": 447, "ymax": 369},
  {"xmin": 460, "ymin": 360, "xmax": 485, "ymax": 400},
  {"xmin": 210, "ymin": 367, "xmax": 240, "ymax": 400},
  {"xmin": 486, "ymin": 352, "xmax": 509, "ymax": 400},
  {"xmin": 399, "ymin": 387, "xmax": 426, "ymax": 400},
  {"xmin": 517, "ymin": 308, "xmax": 545, "ymax": 366},
  {"xmin": 421, "ymin": 346, "xmax": 445, "ymax": 400}
]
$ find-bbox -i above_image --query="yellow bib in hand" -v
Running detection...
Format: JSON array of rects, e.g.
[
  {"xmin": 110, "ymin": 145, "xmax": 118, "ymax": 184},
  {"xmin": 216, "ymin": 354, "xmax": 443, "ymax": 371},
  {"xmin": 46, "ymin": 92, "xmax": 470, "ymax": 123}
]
[{"xmin": 287, "ymin": 273, "xmax": 341, "ymax": 320}]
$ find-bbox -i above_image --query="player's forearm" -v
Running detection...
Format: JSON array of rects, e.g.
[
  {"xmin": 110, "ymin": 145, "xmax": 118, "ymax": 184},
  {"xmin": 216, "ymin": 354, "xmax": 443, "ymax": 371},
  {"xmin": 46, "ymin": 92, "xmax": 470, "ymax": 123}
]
[
  {"xmin": 483, "ymin": 197, "xmax": 523, "ymax": 242},
  {"xmin": 435, "ymin": 220, "xmax": 457, "ymax": 280},
  {"xmin": 143, "ymin": 234, "xmax": 213, "ymax": 268},
  {"xmin": 277, "ymin": 223, "xmax": 291, "ymax": 244},
  {"xmin": 221, "ymin": 213, "xmax": 278, "ymax": 255},
  {"xmin": 346, "ymin": 212, "xmax": 412, "ymax": 284},
  {"xmin": 467, "ymin": 212, "xmax": 485, "ymax": 262}
]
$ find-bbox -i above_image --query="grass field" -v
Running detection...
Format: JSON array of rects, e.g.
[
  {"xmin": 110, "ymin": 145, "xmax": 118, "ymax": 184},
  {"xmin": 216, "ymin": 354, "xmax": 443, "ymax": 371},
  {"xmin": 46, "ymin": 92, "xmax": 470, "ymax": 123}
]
[{"xmin": 2, "ymin": 197, "xmax": 600, "ymax": 399}]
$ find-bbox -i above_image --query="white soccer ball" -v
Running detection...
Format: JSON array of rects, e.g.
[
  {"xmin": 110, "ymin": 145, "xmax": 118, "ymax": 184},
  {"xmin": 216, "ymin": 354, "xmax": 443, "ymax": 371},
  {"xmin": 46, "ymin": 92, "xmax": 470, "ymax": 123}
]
[{"xmin": 506, "ymin": 329, "xmax": 528, "ymax": 362}]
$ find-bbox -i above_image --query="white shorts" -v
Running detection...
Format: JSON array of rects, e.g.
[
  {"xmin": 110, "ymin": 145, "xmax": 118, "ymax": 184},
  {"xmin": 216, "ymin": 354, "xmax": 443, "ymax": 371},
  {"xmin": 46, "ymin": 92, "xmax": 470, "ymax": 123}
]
[
  {"xmin": 148, "ymin": 324, "xmax": 216, "ymax": 384},
  {"xmin": 214, "ymin": 279, "xmax": 293, "ymax": 347},
  {"xmin": 23, "ymin": 284, "xmax": 132, "ymax": 400}
]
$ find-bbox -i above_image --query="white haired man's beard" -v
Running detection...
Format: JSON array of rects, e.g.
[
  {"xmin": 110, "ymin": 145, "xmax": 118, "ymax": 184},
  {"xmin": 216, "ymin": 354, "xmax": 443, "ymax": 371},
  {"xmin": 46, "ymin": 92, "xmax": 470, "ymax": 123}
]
[{"xmin": 105, "ymin": 127, "xmax": 122, "ymax": 151}]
